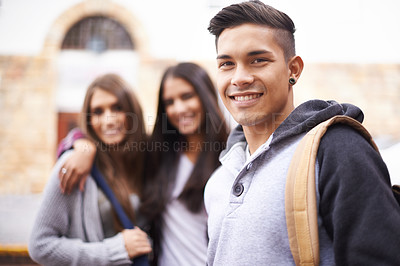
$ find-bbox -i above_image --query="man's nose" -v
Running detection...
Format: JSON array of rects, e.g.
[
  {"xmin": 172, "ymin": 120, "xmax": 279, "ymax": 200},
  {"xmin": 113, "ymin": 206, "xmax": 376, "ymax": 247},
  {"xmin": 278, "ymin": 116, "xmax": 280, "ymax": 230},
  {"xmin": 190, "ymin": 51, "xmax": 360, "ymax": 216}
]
[{"xmin": 231, "ymin": 65, "xmax": 254, "ymax": 87}]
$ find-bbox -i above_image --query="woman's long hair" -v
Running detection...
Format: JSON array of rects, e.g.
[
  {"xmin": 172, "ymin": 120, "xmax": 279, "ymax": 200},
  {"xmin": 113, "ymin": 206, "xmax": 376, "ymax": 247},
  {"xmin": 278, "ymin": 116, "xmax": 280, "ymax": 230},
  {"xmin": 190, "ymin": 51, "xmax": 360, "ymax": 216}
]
[
  {"xmin": 141, "ymin": 62, "xmax": 229, "ymax": 264},
  {"xmin": 80, "ymin": 73, "xmax": 146, "ymax": 231}
]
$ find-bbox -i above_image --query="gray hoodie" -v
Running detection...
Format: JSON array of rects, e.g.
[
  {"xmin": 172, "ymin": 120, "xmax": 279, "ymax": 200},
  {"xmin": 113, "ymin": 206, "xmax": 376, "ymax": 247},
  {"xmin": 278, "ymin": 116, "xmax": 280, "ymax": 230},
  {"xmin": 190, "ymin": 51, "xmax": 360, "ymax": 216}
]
[{"xmin": 205, "ymin": 100, "xmax": 400, "ymax": 265}]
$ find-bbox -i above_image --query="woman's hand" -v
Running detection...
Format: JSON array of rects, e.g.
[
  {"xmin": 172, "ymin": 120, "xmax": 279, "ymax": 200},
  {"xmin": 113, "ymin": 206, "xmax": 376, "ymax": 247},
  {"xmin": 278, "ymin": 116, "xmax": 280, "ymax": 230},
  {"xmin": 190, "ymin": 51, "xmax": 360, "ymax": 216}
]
[
  {"xmin": 59, "ymin": 139, "xmax": 96, "ymax": 194},
  {"xmin": 122, "ymin": 227, "xmax": 152, "ymax": 258}
]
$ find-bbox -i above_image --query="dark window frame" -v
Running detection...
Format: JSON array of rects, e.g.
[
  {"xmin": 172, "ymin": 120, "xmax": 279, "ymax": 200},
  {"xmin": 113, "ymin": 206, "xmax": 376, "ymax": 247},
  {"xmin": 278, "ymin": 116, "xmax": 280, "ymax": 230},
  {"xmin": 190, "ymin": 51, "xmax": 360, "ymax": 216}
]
[{"xmin": 61, "ymin": 16, "xmax": 134, "ymax": 53}]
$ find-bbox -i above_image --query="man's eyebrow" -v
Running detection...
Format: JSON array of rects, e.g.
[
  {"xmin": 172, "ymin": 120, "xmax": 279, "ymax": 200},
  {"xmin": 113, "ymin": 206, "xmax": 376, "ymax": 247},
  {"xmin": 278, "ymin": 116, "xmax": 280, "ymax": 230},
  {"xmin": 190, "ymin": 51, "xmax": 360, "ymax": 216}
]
[
  {"xmin": 248, "ymin": 50, "xmax": 272, "ymax": 56},
  {"xmin": 216, "ymin": 50, "xmax": 272, "ymax": 60},
  {"xmin": 216, "ymin": 54, "xmax": 231, "ymax": 60}
]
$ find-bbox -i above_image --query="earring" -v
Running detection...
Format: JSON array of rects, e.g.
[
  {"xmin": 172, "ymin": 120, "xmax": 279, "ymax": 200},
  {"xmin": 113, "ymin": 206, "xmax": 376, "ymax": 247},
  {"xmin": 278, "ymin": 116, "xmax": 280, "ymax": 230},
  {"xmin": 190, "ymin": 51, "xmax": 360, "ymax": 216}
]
[{"xmin": 289, "ymin": 77, "xmax": 296, "ymax": 85}]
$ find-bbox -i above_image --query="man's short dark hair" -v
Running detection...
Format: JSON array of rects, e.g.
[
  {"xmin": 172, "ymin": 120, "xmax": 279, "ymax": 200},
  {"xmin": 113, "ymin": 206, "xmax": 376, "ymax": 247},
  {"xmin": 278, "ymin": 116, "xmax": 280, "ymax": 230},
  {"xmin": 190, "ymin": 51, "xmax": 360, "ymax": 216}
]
[{"xmin": 208, "ymin": 0, "xmax": 296, "ymax": 61}]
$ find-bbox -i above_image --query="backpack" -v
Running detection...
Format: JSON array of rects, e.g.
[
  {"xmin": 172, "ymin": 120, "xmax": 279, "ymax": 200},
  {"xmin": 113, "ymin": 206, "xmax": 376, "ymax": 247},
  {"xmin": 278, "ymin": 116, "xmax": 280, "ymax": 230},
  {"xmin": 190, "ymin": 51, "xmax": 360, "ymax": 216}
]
[{"xmin": 285, "ymin": 115, "xmax": 400, "ymax": 266}]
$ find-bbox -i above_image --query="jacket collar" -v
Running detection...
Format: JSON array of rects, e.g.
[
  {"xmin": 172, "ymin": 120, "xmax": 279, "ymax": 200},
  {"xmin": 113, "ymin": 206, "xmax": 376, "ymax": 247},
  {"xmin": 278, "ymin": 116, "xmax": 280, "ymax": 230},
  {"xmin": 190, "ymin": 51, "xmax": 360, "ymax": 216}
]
[{"xmin": 220, "ymin": 99, "xmax": 364, "ymax": 160}]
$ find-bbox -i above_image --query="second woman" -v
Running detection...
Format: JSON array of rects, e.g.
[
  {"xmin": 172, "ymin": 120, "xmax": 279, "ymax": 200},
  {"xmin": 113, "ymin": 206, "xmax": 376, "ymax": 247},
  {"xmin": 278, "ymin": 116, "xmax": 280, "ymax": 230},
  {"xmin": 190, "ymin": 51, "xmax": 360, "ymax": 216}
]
[{"xmin": 141, "ymin": 62, "xmax": 228, "ymax": 266}]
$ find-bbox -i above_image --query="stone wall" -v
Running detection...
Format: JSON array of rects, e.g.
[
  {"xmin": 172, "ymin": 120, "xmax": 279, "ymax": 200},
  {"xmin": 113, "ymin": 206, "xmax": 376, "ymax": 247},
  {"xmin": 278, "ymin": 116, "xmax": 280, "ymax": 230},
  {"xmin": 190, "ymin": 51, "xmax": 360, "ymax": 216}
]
[
  {"xmin": 0, "ymin": 55, "xmax": 56, "ymax": 194},
  {"xmin": 296, "ymin": 63, "xmax": 400, "ymax": 140}
]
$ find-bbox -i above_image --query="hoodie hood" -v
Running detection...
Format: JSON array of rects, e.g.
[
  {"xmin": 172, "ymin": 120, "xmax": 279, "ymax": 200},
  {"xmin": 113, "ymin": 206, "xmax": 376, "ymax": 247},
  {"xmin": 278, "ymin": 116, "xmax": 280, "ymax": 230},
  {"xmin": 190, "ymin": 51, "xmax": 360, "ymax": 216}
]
[{"xmin": 221, "ymin": 100, "xmax": 363, "ymax": 158}]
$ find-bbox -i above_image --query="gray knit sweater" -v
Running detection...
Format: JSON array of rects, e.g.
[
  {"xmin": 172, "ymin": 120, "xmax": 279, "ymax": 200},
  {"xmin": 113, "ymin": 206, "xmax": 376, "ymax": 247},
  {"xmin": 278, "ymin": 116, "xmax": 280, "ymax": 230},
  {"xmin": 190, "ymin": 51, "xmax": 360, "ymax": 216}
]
[{"xmin": 28, "ymin": 151, "xmax": 132, "ymax": 266}]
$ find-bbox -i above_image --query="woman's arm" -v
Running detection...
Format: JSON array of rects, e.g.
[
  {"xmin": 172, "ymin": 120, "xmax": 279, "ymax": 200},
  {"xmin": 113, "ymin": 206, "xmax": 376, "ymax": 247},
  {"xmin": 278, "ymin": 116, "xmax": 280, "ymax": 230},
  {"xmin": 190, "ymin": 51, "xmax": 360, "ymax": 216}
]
[
  {"xmin": 59, "ymin": 138, "xmax": 96, "ymax": 193},
  {"xmin": 57, "ymin": 128, "xmax": 97, "ymax": 194}
]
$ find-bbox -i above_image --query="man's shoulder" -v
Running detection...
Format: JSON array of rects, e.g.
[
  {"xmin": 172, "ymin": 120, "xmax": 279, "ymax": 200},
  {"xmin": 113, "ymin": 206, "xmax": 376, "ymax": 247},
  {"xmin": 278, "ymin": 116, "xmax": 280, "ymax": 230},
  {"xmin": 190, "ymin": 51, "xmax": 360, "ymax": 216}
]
[
  {"xmin": 319, "ymin": 123, "xmax": 375, "ymax": 154},
  {"xmin": 316, "ymin": 122, "xmax": 386, "ymax": 185}
]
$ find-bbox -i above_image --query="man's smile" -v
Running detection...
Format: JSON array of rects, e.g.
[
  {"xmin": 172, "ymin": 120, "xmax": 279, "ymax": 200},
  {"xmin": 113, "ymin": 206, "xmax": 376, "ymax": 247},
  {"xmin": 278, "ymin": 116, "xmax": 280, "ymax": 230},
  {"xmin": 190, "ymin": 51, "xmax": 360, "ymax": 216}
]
[{"xmin": 230, "ymin": 93, "xmax": 263, "ymax": 102}]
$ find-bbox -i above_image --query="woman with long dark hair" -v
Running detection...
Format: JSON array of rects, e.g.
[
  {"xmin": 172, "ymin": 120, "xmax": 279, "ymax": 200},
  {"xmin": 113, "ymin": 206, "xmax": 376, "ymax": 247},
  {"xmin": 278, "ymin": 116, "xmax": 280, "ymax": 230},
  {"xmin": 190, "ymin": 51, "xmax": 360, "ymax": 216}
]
[{"xmin": 141, "ymin": 62, "xmax": 228, "ymax": 265}]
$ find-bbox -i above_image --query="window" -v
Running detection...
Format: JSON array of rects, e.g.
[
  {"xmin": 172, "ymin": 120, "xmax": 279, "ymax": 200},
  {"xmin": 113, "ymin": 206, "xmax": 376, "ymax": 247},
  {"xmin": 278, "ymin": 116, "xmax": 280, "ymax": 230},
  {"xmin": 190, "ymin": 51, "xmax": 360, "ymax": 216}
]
[{"xmin": 61, "ymin": 16, "xmax": 134, "ymax": 53}]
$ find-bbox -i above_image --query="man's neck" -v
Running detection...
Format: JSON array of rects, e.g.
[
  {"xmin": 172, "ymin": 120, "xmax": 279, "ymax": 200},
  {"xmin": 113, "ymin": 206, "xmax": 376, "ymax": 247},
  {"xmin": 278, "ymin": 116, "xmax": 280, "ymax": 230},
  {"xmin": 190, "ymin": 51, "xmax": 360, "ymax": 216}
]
[
  {"xmin": 242, "ymin": 103, "xmax": 295, "ymax": 154},
  {"xmin": 242, "ymin": 114, "xmax": 287, "ymax": 154},
  {"xmin": 243, "ymin": 124, "xmax": 273, "ymax": 155}
]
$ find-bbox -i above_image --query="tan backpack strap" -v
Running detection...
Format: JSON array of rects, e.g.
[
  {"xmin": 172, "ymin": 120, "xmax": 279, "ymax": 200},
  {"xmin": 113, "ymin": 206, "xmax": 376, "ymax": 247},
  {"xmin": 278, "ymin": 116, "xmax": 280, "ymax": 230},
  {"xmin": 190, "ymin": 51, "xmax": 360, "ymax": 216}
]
[{"xmin": 285, "ymin": 115, "xmax": 378, "ymax": 266}]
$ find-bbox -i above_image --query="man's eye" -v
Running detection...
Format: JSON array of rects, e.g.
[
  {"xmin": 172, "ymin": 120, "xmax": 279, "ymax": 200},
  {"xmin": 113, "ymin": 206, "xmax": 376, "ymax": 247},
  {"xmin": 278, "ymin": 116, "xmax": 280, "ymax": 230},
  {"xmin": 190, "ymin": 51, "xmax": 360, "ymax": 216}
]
[
  {"xmin": 219, "ymin": 61, "xmax": 234, "ymax": 68},
  {"xmin": 253, "ymin": 58, "xmax": 269, "ymax": 64}
]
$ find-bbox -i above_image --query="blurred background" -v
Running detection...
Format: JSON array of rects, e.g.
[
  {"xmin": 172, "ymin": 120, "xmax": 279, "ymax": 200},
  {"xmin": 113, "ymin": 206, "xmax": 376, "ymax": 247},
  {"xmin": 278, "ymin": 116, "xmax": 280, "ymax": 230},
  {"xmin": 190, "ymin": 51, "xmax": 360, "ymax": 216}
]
[{"xmin": 0, "ymin": 0, "xmax": 400, "ymax": 263}]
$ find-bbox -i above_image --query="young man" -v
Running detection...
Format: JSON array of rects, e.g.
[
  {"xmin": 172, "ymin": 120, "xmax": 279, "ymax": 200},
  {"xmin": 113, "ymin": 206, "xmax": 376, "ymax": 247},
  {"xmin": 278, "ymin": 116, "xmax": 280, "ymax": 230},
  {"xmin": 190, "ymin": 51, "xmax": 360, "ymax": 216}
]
[{"xmin": 204, "ymin": 1, "xmax": 400, "ymax": 265}]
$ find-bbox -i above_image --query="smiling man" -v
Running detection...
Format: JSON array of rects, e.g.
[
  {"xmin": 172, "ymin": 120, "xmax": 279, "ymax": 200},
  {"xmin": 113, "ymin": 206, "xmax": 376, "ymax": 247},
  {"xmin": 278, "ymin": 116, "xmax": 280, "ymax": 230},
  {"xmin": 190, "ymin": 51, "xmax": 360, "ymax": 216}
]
[
  {"xmin": 204, "ymin": 1, "xmax": 400, "ymax": 265},
  {"xmin": 215, "ymin": 22, "xmax": 302, "ymax": 153}
]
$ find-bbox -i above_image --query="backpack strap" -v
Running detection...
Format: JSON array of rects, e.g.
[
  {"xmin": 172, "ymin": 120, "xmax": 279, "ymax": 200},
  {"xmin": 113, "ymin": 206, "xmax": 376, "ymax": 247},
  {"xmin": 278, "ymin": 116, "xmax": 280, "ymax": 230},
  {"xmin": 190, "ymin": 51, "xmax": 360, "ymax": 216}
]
[{"xmin": 285, "ymin": 115, "xmax": 378, "ymax": 266}]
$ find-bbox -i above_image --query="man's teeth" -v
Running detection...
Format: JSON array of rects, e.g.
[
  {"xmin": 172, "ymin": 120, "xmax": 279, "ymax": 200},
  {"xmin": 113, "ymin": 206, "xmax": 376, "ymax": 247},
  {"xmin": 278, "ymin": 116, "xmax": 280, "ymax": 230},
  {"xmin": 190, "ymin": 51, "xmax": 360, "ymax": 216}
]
[{"xmin": 234, "ymin": 94, "xmax": 261, "ymax": 101}]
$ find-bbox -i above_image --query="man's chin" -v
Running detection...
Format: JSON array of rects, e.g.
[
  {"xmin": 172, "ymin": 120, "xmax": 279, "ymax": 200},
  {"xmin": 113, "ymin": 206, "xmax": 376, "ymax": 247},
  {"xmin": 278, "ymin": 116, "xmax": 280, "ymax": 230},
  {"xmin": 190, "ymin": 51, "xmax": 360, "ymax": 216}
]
[{"xmin": 233, "ymin": 116, "xmax": 258, "ymax": 127}]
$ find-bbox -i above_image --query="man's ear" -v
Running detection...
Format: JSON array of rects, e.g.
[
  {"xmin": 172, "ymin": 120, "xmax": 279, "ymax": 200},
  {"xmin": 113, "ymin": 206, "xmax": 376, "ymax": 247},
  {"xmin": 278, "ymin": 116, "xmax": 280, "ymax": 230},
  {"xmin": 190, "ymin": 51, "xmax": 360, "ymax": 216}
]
[{"xmin": 288, "ymin": 55, "xmax": 304, "ymax": 81}]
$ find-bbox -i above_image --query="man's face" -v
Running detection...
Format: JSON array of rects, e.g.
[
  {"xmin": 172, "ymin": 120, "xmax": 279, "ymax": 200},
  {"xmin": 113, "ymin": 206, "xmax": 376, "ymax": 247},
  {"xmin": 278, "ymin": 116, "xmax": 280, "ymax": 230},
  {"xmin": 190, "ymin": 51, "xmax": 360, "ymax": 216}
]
[{"xmin": 216, "ymin": 23, "xmax": 294, "ymax": 131}]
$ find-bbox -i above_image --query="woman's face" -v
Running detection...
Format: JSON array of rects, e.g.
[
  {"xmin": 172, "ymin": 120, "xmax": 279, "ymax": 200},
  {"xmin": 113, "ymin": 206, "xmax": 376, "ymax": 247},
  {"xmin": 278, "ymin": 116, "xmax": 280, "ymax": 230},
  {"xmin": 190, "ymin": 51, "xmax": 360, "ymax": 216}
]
[
  {"xmin": 90, "ymin": 87, "xmax": 127, "ymax": 145},
  {"xmin": 162, "ymin": 77, "xmax": 204, "ymax": 136}
]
